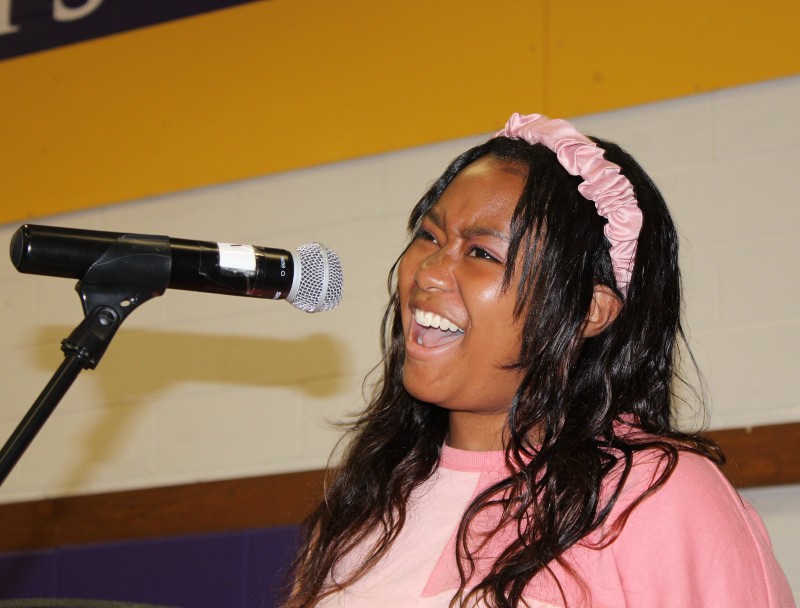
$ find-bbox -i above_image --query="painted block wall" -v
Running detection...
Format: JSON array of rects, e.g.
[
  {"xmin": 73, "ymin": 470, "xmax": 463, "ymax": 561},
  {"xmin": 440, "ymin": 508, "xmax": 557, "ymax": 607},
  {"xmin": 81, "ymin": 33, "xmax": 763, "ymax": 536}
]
[
  {"xmin": 0, "ymin": 526, "xmax": 301, "ymax": 606},
  {"xmin": 0, "ymin": 77, "xmax": 798, "ymax": 596}
]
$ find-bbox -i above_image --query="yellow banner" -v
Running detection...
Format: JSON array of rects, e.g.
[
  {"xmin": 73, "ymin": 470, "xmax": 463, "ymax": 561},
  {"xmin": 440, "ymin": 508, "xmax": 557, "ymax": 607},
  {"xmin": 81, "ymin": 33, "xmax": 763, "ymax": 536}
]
[{"xmin": 1, "ymin": 0, "xmax": 798, "ymax": 223}]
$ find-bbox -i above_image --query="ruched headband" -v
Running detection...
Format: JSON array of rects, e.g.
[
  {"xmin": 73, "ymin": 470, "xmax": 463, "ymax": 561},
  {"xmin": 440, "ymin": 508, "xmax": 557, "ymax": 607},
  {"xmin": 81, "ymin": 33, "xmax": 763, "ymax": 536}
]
[{"xmin": 495, "ymin": 113, "xmax": 642, "ymax": 296}]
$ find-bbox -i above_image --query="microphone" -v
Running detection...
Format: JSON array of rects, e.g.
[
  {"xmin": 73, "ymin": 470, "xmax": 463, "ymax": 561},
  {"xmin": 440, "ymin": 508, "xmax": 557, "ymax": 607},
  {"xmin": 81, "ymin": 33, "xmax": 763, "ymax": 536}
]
[{"xmin": 9, "ymin": 225, "xmax": 343, "ymax": 313}]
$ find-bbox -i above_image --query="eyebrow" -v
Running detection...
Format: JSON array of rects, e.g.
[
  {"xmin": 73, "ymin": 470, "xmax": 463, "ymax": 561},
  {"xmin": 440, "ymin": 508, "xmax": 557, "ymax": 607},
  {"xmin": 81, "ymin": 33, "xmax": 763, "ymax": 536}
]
[{"xmin": 424, "ymin": 209, "xmax": 511, "ymax": 243}]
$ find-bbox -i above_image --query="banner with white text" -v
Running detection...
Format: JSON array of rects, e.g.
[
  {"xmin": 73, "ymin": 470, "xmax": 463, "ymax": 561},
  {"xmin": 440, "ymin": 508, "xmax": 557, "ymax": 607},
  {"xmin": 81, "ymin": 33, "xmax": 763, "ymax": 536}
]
[{"xmin": 0, "ymin": 0, "xmax": 264, "ymax": 61}]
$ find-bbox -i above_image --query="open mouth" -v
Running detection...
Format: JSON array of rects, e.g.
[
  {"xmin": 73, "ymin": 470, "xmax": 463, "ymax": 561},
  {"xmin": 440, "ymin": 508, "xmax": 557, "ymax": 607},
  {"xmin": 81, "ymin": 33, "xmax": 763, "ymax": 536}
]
[{"xmin": 411, "ymin": 309, "xmax": 464, "ymax": 348}]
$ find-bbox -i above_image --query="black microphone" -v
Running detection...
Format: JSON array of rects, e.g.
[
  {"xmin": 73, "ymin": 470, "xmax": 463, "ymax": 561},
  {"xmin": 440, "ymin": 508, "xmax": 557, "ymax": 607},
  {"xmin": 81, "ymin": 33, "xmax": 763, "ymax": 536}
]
[{"xmin": 9, "ymin": 225, "xmax": 343, "ymax": 313}]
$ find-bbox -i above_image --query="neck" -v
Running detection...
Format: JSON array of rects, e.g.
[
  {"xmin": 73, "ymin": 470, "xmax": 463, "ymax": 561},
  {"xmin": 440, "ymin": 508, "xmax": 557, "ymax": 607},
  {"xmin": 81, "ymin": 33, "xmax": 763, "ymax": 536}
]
[{"xmin": 446, "ymin": 410, "xmax": 507, "ymax": 451}]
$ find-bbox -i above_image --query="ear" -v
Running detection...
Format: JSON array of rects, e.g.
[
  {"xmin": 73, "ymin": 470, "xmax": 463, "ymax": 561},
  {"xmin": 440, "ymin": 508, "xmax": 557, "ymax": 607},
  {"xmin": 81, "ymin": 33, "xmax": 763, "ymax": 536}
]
[{"xmin": 582, "ymin": 284, "xmax": 623, "ymax": 338}]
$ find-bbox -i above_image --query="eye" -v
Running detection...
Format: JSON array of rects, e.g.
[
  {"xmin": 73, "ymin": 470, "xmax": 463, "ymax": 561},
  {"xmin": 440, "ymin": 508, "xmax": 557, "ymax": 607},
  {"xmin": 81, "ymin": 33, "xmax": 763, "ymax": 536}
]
[
  {"xmin": 413, "ymin": 227, "xmax": 438, "ymax": 244},
  {"xmin": 468, "ymin": 246, "xmax": 501, "ymax": 263}
]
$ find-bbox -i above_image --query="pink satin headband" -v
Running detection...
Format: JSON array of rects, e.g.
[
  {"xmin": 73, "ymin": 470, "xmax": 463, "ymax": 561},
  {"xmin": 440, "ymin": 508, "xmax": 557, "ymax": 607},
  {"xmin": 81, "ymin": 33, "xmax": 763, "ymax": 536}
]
[{"xmin": 495, "ymin": 113, "xmax": 642, "ymax": 296}]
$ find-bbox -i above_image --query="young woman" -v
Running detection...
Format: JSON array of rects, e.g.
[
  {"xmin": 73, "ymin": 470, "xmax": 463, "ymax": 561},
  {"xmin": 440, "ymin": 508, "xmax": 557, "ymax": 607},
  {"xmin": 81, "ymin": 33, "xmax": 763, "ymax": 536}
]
[{"xmin": 284, "ymin": 114, "xmax": 794, "ymax": 607}]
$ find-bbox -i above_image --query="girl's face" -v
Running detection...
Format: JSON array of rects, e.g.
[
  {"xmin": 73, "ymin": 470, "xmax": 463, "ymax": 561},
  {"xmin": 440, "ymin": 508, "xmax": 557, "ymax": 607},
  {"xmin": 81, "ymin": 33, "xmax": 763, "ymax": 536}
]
[{"xmin": 398, "ymin": 156, "xmax": 528, "ymax": 426}]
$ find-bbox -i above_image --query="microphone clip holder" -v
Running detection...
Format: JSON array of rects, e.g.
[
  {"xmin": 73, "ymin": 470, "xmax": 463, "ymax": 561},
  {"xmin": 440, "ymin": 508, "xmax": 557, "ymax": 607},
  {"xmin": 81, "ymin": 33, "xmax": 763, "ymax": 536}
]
[
  {"xmin": 65, "ymin": 233, "xmax": 172, "ymax": 368},
  {"xmin": 0, "ymin": 234, "xmax": 172, "ymax": 486}
]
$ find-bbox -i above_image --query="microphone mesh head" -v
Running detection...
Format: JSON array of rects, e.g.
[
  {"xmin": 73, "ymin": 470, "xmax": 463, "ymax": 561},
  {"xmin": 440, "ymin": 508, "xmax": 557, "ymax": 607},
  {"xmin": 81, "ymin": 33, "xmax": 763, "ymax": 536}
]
[{"xmin": 289, "ymin": 243, "xmax": 343, "ymax": 313}]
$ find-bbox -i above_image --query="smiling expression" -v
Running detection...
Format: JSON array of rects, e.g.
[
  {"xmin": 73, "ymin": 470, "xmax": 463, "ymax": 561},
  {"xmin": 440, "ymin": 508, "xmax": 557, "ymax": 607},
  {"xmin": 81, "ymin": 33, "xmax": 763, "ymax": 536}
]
[{"xmin": 398, "ymin": 155, "xmax": 529, "ymax": 420}]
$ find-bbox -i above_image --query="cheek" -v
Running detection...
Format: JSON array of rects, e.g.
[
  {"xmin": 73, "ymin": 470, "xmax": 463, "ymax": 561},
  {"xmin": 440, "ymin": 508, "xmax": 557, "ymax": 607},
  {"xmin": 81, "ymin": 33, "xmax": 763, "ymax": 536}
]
[
  {"xmin": 475, "ymin": 292, "xmax": 524, "ymax": 357},
  {"xmin": 397, "ymin": 246, "xmax": 429, "ymax": 301},
  {"xmin": 397, "ymin": 253, "xmax": 412, "ymax": 288},
  {"xmin": 396, "ymin": 254, "xmax": 415, "ymax": 327},
  {"xmin": 397, "ymin": 257, "xmax": 410, "ymax": 291},
  {"xmin": 460, "ymin": 276, "xmax": 509, "ymax": 329}
]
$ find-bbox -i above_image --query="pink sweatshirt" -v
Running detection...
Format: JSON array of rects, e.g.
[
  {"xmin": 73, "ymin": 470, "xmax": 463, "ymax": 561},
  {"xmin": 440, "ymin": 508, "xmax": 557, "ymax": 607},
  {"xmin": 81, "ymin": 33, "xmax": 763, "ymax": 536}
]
[{"xmin": 317, "ymin": 444, "xmax": 794, "ymax": 607}]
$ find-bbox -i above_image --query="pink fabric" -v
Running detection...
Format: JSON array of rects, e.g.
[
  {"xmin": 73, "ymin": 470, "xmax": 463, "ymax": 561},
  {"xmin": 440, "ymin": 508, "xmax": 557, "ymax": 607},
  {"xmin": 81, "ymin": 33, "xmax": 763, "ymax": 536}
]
[
  {"xmin": 316, "ymin": 444, "xmax": 795, "ymax": 607},
  {"xmin": 495, "ymin": 113, "xmax": 643, "ymax": 296}
]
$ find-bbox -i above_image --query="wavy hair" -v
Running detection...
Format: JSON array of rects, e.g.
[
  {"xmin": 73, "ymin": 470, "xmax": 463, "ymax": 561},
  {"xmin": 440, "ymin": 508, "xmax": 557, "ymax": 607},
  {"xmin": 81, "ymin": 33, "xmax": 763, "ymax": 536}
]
[{"xmin": 284, "ymin": 136, "xmax": 723, "ymax": 607}]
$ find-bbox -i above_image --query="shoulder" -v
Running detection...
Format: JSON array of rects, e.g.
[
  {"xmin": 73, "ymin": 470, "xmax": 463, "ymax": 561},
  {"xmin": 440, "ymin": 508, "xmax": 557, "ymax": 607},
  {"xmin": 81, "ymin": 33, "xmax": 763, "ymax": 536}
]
[
  {"xmin": 624, "ymin": 448, "xmax": 737, "ymax": 513},
  {"xmin": 602, "ymin": 448, "xmax": 794, "ymax": 606},
  {"xmin": 612, "ymin": 447, "xmax": 759, "ymax": 548},
  {"xmin": 602, "ymin": 424, "xmax": 740, "ymax": 523}
]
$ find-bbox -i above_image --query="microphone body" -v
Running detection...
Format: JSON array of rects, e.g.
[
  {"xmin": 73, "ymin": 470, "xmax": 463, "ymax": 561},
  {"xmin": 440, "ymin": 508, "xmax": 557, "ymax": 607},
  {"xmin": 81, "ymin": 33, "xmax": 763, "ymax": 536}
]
[{"xmin": 10, "ymin": 225, "xmax": 343, "ymax": 313}]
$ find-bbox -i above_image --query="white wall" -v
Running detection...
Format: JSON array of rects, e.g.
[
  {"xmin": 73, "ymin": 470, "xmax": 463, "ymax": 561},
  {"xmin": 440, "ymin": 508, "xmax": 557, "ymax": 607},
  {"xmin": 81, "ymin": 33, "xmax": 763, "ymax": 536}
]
[{"xmin": 1, "ymin": 76, "xmax": 797, "ymax": 593}]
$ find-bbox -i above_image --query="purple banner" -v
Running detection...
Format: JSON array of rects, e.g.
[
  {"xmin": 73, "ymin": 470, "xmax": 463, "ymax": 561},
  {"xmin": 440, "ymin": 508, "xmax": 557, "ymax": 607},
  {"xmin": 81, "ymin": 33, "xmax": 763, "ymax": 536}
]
[{"xmin": 0, "ymin": 0, "xmax": 266, "ymax": 61}]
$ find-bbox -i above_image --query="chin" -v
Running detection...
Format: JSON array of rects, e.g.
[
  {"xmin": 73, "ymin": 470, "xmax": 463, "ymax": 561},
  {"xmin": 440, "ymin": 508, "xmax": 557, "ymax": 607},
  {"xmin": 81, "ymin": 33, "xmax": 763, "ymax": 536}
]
[
  {"xmin": 402, "ymin": 373, "xmax": 446, "ymax": 407},
  {"xmin": 402, "ymin": 379, "xmax": 432, "ymax": 404}
]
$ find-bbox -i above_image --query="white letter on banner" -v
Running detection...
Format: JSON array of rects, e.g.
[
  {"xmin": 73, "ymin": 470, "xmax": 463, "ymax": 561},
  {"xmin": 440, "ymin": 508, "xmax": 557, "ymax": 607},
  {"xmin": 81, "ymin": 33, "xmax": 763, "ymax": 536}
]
[
  {"xmin": 0, "ymin": 0, "xmax": 20, "ymax": 35},
  {"xmin": 53, "ymin": 0, "xmax": 104, "ymax": 22}
]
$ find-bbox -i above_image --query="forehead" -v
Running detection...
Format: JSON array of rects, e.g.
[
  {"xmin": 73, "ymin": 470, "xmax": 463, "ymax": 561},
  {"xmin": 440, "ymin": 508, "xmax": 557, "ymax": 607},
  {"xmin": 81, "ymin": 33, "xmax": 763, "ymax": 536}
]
[{"xmin": 427, "ymin": 156, "xmax": 527, "ymax": 227}]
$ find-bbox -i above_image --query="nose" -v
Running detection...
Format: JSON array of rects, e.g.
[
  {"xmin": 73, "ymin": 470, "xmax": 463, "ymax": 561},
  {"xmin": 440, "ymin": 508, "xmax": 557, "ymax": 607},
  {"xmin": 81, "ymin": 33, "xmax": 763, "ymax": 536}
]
[{"xmin": 414, "ymin": 247, "xmax": 454, "ymax": 292}]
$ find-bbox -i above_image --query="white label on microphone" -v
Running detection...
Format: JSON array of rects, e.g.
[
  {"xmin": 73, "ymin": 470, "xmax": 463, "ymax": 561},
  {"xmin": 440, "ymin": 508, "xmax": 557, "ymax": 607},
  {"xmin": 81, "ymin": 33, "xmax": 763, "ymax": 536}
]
[{"xmin": 218, "ymin": 243, "xmax": 257, "ymax": 273}]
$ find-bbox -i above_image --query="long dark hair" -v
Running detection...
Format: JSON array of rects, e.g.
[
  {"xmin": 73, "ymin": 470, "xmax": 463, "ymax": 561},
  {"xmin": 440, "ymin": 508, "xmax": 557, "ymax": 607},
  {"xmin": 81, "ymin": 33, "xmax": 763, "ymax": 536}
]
[{"xmin": 284, "ymin": 136, "xmax": 723, "ymax": 607}]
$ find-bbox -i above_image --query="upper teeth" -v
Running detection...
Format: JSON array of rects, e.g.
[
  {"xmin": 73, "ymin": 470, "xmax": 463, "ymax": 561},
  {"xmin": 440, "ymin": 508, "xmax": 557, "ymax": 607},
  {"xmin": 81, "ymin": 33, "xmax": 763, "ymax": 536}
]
[{"xmin": 414, "ymin": 309, "xmax": 463, "ymax": 333}]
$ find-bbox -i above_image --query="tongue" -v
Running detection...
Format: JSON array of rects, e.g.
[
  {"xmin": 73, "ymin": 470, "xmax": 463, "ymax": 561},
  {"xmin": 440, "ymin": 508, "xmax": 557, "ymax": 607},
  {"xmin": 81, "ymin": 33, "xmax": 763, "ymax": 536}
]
[{"xmin": 419, "ymin": 326, "xmax": 463, "ymax": 347}]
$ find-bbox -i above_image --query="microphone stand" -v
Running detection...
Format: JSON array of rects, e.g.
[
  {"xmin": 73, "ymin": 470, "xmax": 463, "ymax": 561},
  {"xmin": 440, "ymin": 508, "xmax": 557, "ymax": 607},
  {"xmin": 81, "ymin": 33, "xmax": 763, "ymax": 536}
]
[{"xmin": 0, "ymin": 234, "xmax": 172, "ymax": 487}]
